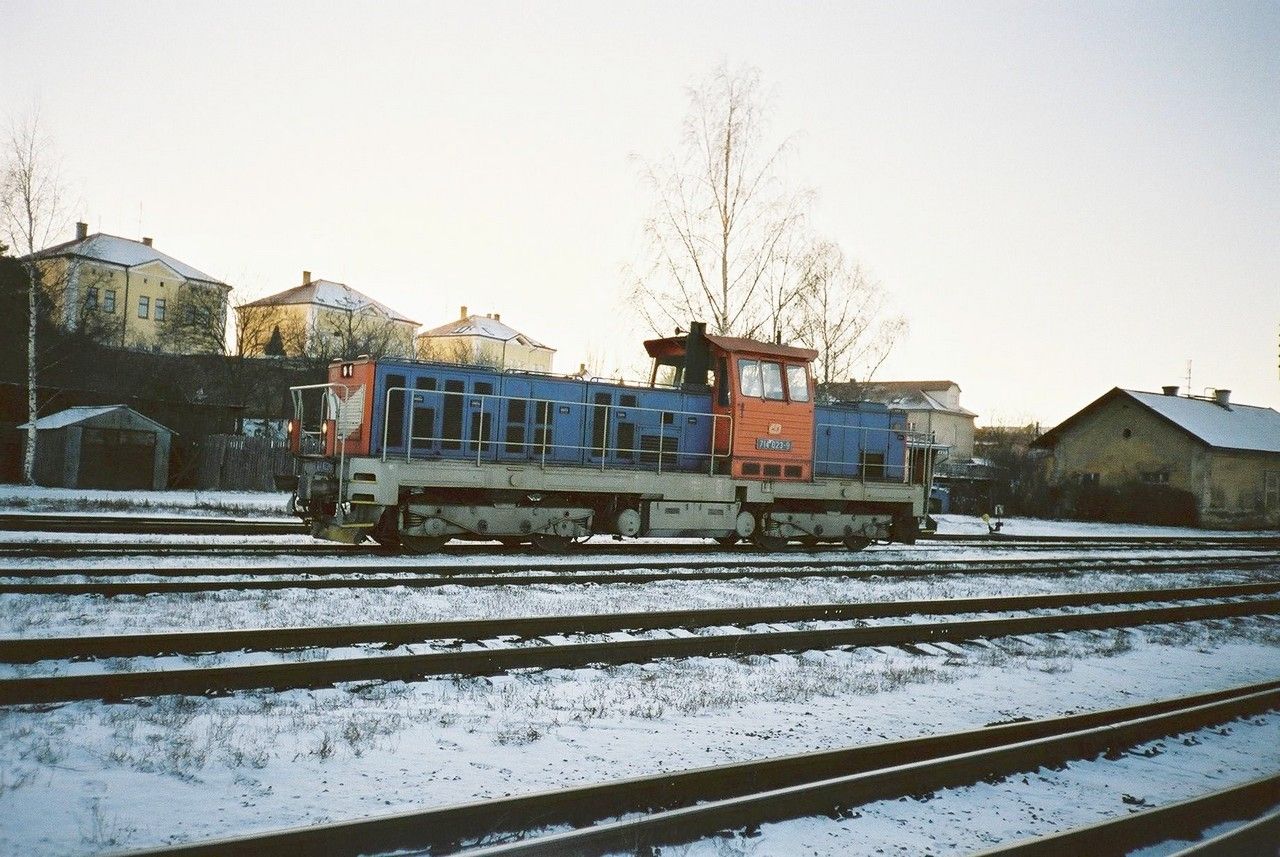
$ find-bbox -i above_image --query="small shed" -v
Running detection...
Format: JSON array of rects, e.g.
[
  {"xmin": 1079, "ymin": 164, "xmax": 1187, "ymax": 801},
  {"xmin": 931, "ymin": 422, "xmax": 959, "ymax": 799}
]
[{"xmin": 20, "ymin": 405, "xmax": 175, "ymax": 490}]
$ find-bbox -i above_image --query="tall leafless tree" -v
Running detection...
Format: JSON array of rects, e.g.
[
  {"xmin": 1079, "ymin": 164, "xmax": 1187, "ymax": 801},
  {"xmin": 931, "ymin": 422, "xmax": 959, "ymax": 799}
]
[
  {"xmin": 792, "ymin": 240, "xmax": 907, "ymax": 386},
  {"xmin": 1, "ymin": 110, "xmax": 67, "ymax": 484},
  {"xmin": 631, "ymin": 64, "xmax": 810, "ymax": 339}
]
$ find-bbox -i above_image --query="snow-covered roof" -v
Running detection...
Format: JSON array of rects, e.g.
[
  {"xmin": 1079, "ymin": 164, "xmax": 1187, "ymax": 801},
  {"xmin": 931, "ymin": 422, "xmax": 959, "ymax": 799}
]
[
  {"xmin": 1123, "ymin": 389, "xmax": 1280, "ymax": 453},
  {"xmin": 19, "ymin": 405, "xmax": 173, "ymax": 434},
  {"xmin": 32, "ymin": 233, "xmax": 226, "ymax": 286},
  {"xmin": 419, "ymin": 314, "xmax": 553, "ymax": 350},
  {"xmin": 1036, "ymin": 388, "xmax": 1280, "ymax": 454},
  {"xmin": 828, "ymin": 382, "xmax": 977, "ymax": 418},
  {"xmin": 241, "ymin": 280, "xmax": 419, "ymax": 325}
]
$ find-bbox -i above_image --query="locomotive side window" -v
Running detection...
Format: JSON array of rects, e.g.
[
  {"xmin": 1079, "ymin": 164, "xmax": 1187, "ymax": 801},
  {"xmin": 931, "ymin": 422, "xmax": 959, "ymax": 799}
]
[
  {"xmin": 739, "ymin": 359, "xmax": 763, "ymax": 397},
  {"xmin": 786, "ymin": 365, "xmax": 809, "ymax": 402},
  {"xmin": 761, "ymin": 362, "xmax": 785, "ymax": 400},
  {"xmin": 386, "ymin": 373, "xmax": 406, "ymax": 447},
  {"xmin": 716, "ymin": 357, "xmax": 730, "ymax": 406}
]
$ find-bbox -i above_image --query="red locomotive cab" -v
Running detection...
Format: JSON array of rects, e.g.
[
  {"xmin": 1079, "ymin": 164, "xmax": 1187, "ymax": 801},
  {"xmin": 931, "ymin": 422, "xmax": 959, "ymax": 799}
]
[{"xmin": 645, "ymin": 324, "xmax": 817, "ymax": 482}]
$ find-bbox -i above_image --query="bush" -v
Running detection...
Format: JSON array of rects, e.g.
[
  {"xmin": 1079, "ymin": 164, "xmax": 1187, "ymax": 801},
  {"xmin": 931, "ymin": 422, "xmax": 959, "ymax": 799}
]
[{"xmin": 1057, "ymin": 481, "xmax": 1199, "ymax": 526}]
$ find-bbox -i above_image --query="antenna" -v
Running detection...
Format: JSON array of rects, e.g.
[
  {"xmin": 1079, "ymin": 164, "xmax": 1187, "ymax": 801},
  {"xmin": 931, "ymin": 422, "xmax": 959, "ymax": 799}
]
[{"xmin": 1184, "ymin": 359, "xmax": 1191, "ymax": 396}]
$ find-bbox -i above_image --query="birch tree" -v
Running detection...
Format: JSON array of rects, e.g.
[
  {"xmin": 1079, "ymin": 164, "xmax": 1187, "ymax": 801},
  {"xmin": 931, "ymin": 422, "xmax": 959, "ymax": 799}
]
[
  {"xmin": 0, "ymin": 111, "xmax": 67, "ymax": 484},
  {"xmin": 632, "ymin": 64, "xmax": 809, "ymax": 338},
  {"xmin": 793, "ymin": 240, "xmax": 907, "ymax": 386}
]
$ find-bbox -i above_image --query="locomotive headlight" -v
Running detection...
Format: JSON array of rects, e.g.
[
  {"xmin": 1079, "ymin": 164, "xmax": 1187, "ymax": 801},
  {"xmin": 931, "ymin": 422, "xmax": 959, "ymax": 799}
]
[{"xmin": 321, "ymin": 421, "xmax": 329, "ymax": 438}]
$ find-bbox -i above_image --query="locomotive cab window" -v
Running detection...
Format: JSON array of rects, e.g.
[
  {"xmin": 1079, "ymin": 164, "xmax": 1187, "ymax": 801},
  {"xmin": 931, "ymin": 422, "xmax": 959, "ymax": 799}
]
[
  {"xmin": 761, "ymin": 362, "xmax": 785, "ymax": 400},
  {"xmin": 786, "ymin": 365, "xmax": 809, "ymax": 401},
  {"xmin": 739, "ymin": 359, "xmax": 763, "ymax": 397},
  {"xmin": 716, "ymin": 356, "xmax": 730, "ymax": 406}
]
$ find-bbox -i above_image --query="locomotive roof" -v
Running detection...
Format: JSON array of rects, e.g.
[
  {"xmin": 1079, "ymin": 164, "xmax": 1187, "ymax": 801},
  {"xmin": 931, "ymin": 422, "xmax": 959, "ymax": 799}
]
[{"xmin": 644, "ymin": 333, "xmax": 818, "ymax": 362}]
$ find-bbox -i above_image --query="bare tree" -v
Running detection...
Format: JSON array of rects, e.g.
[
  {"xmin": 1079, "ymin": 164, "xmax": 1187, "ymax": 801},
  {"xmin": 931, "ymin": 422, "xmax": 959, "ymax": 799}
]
[
  {"xmin": 631, "ymin": 64, "xmax": 810, "ymax": 338},
  {"xmin": 159, "ymin": 284, "xmax": 230, "ymax": 355},
  {"xmin": 793, "ymin": 241, "xmax": 907, "ymax": 386},
  {"xmin": 308, "ymin": 298, "xmax": 412, "ymax": 361},
  {"xmin": 234, "ymin": 298, "xmax": 309, "ymax": 359},
  {"xmin": 0, "ymin": 110, "xmax": 68, "ymax": 483}
]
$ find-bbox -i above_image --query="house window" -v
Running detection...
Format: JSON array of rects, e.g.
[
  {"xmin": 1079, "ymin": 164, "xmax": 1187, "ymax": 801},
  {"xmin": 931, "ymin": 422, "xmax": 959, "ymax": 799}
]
[
  {"xmin": 138, "ymin": 296, "xmax": 149, "ymax": 318},
  {"xmin": 184, "ymin": 305, "xmax": 196, "ymax": 325},
  {"xmin": 104, "ymin": 290, "xmax": 116, "ymax": 313},
  {"xmin": 86, "ymin": 287, "xmax": 99, "ymax": 310},
  {"xmin": 1140, "ymin": 470, "xmax": 1169, "ymax": 484},
  {"xmin": 155, "ymin": 298, "xmax": 166, "ymax": 322},
  {"xmin": 1266, "ymin": 472, "xmax": 1279, "ymax": 510}
]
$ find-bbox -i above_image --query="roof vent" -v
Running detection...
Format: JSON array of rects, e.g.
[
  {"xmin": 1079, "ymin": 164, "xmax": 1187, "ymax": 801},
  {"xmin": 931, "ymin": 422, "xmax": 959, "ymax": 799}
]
[
  {"xmin": 302, "ymin": 271, "xmax": 311, "ymax": 285},
  {"xmin": 1162, "ymin": 385, "xmax": 1179, "ymax": 396},
  {"xmin": 142, "ymin": 236, "xmax": 153, "ymax": 247},
  {"xmin": 1214, "ymin": 389, "xmax": 1231, "ymax": 408},
  {"xmin": 75, "ymin": 222, "xmax": 88, "ymax": 241}
]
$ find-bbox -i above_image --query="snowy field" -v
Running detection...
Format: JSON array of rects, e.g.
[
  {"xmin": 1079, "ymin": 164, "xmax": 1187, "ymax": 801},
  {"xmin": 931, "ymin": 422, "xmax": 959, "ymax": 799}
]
[{"xmin": 0, "ymin": 487, "xmax": 1277, "ymax": 854}]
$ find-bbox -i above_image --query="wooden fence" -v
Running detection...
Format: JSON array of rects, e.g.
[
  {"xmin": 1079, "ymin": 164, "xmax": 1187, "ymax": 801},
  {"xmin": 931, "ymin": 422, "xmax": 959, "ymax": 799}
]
[{"xmin": 190, "ymin": 435, "xmax": 293, "ymax": 491}]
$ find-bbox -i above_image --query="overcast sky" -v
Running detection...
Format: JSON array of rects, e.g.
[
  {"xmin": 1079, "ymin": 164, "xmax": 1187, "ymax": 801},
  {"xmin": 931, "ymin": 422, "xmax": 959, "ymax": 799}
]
[{"xmin": 3, "ymin": 1, "xmax": 1277, "ymax": 425}]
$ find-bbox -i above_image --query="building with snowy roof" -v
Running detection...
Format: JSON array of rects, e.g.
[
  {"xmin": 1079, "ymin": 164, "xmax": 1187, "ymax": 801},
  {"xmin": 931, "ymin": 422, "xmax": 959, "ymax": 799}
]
[
  {"xmin": 236, "ymin": 272, "xmax": 418, "ymax": 360},
  {"xmin": 1033, "ymin": 386, "xmax": 1280, "ymax": 529},
  {"xmin": 415, "ymin": 306, "xmax": 555, "ymax": 371},
  {"xmin": 29, "ymin": 223, "xmax": 231, "ymax": 354},
  {"xmin": 19, "ymin": 404, "xmax": 174, "ymax": 489}
]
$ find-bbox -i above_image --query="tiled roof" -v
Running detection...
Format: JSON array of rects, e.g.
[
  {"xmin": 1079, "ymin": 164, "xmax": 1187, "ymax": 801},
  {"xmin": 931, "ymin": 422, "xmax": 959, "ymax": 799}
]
[
  {"xmin": 32, "ymin": 233, "xmax": 226, "ymax": 286},
  {"xmin": 241, "ymin": 280, "xmax": 419, "ymax": 325}
]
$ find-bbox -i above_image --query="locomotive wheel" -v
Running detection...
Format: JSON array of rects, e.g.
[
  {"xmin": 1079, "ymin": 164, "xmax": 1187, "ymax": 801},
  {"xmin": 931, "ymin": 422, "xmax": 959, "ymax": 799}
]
[
  {"xmin": 400, "ymin": 534, "xmax": 447, "ymax": 554},
  {"xmin": 713, "ymin": 536, "xmax": 740, "ymax": 547},
  {"xmin": 752, "ymin": 533, "xmax": 788, "ymax": 552},
  {"xmin": 531, "ymin": 533, "xmax": 571, "ymax": 554},
  {"xmin": 843, "ymin": 536, "xmax": 872, "ymax": 551}
]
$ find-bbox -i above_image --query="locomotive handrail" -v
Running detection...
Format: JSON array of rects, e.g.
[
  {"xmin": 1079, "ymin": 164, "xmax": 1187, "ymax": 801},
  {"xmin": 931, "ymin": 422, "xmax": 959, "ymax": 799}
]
[
  {"xmin": 813, "ymin": 421, "xmax": 934, "ymax": 484},
  {"xmin": 380, "ymin": 386, "xmax": 732, "ymax": 476}
]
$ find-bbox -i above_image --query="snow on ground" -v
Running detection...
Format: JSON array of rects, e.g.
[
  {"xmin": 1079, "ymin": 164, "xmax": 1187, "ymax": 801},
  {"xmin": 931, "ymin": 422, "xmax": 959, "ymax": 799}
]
[
  {"xmin": 930, "ymin": 513, "xmax": 1280, "ymax": 539},
  {"xmin": 669, "ymin": 716, "xmax": 1280, "ymax": 857},
  {"xmin": 1, "ymin": 564, "xmax": 1274, "ymax": 637},
  {"xmin": 0, "ymin": 625, "xmax": 1276, "ymax": 855},
  {"xmin": 0, "ymin": 486, "xmax": 292, "ymax": 517}
]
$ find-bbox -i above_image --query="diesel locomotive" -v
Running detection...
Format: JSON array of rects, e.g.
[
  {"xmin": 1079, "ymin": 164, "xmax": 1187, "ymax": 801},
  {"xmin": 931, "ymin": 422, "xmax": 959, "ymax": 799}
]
[{"xmin": 288, "ymin": 322, "xmax": 931, "ymax": 552}]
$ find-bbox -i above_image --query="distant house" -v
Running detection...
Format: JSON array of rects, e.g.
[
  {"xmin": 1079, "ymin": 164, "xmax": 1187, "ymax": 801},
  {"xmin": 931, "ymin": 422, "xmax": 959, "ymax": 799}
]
[
  {"xmin": 1033, "ymin": 386, "xmax": 1280, "ymax": 529},
  {"xmin": 20, "ymin": 404, "xmax": 174, "ymax": 489},
  {"xmin": 29, "ymin": 223, "xmax": 230, "ymax": 354},
  {"xmin": 416, "ymin": 306, "xmax": 555, "ymax": 372},
  {"xmin": 236, "ymin": 272, "xmax": 418, "ymax": 359}
]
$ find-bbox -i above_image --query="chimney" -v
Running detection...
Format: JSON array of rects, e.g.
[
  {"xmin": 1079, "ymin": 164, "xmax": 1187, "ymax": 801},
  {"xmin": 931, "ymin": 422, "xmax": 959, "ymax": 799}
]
[
  {"xmin": 142, "ymin": 236, "xmax": 153, "ymax": 247},
  {"xmin": 493, "ymin": 313, "xmax": 500, "ymax": 322},
  {"xmin": 460, "ymin": 305, "xmax": 468, "ymax": 319},
  {"xmin": 302, "ymin": 271, "xmax": 311, "ymax": 285},
  {"xmin": 1162, "ymin": 385, "xmax": 1179, "ymax": 396},
  {"xmin": 75, "ymin": 222, "xmax": 88, "ymax": 240},
  {"xmin": 1214, "ymin": 389, "xmax": 1232, "ymax": 408}
]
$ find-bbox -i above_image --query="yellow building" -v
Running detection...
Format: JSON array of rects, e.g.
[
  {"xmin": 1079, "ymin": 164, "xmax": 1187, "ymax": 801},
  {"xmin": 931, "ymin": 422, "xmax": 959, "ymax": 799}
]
[
  {"xmin": 1033, "ymin": 386, "xmax": 1280, "ymax": 529},
  {"xmin": 31, "ymin": 223, "xmax": 230, "ymax": 354},
  {"xmin": 416, "ymin": 306, "xmax": 555, "ymax": 371},
  {"xmin": 236, "ymin": 272, "xmax": 418, "ymax": 360}
]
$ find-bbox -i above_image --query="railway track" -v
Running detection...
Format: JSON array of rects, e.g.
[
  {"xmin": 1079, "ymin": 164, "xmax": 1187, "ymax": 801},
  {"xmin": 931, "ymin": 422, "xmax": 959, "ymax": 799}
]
[
  {"xmin": 3, "ymin": 510, "xmax": 1279, "ymax": 549},
  {"xmin": 3, "ymin": 586, "xmax": 1275, "ymax": 705},
  {"xmin": 2, "ymin": 555, "xmax": 1276, "ymax": 597},
  {"xmin": 114, "ymin": 680, "xmax": 1280, "ymax": 856}
]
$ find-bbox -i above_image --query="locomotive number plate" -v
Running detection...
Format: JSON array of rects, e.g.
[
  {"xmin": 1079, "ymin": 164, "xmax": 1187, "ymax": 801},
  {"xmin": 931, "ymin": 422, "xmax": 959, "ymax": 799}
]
[{"xmin": 756, "ymin": 438, "xmax": 792, "ymax": 451}]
